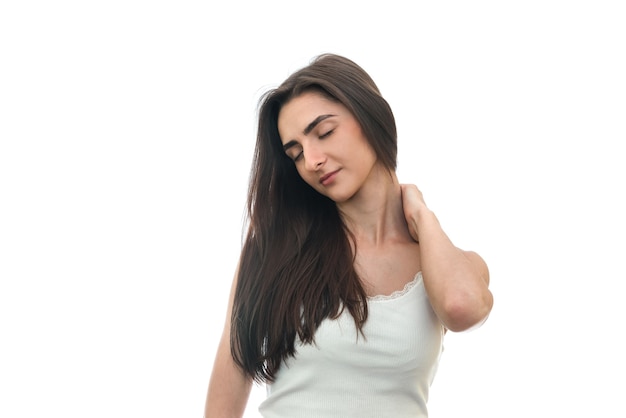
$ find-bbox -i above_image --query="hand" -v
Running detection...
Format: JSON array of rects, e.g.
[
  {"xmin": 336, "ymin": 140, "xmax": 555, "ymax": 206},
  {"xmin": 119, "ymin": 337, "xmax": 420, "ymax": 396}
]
[{"xmin": 400, "ymin": 184, "xmax": 429, "ymax": 243}]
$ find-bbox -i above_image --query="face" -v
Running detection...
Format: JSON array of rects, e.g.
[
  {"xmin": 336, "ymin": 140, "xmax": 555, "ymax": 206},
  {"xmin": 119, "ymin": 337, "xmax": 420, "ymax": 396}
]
[{"xmin": 277, "ymin": 91, "xmax": 379, "ymax": 203}]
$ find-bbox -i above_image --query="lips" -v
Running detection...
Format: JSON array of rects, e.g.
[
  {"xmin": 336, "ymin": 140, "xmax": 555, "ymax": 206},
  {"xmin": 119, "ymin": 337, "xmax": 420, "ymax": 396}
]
[{"xmin": 319, "ymin": 169, "xmax": 340, "ymax": 186}]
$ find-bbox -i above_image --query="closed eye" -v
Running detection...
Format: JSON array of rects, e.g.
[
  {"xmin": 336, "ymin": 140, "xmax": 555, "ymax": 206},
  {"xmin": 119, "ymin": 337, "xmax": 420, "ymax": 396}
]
[
  {"xmin": 319, "ymin": 129, "xmax": 334, "ymax": 139},
  {"xmin": 283, "ymin": 139, "xmax": 303, "ymax": 162}
]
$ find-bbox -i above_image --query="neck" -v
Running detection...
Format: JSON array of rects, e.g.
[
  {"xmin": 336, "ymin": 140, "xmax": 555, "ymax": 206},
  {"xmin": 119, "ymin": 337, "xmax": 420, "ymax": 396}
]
[{"xmin": 337, "ymin": 166, "xmax": 409, "ymax": 247}]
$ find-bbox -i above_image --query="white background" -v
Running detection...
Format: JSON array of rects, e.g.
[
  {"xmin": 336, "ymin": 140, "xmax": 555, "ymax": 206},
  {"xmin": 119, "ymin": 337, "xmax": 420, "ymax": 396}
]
[{"xmin": 1, "ymin": 1, "xmax": 625, "ymax": 417}]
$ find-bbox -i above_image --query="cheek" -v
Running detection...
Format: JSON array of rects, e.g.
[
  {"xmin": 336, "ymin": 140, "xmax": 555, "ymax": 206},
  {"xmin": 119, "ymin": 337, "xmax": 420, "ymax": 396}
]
[{"xmin": 352, "ymin": 139, "xmax": 377, "ymax": 167}]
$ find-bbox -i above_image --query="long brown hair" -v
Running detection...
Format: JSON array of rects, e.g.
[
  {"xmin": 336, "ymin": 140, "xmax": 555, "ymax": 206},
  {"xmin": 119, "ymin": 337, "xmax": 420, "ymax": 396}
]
[{"xmin": 230, "ymin": 54, "xmax": 398, "ymax": 383}]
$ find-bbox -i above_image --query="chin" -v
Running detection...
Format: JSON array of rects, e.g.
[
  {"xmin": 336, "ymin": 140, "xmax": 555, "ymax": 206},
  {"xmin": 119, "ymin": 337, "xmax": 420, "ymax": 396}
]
[
  {"xmin": 326, "ymin": 190, "xmax": 356, "ymax": 204},
  {"xmin": 313, "ymin": 183, "xmax": 358, "ymax": 204}
]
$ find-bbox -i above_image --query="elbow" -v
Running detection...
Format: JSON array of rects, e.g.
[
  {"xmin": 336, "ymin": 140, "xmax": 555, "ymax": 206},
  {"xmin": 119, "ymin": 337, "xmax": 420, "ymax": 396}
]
[{"xmin": 441, "ymin": 290, "xmax": 493, "ymax": 332}]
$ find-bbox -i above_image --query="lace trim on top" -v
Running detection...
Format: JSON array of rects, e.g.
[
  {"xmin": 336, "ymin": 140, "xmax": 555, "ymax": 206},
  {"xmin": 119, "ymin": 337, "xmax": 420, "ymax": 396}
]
[{"xmin": 368, "ymin": 271, "xmax": 422, "ymax": 302}]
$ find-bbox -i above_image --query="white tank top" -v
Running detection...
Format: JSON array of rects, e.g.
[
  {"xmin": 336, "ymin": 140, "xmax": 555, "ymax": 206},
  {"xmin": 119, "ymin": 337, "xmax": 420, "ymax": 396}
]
[{"xmin": 258, "ymin": 272, "xmax": 445, "ymax": 418}]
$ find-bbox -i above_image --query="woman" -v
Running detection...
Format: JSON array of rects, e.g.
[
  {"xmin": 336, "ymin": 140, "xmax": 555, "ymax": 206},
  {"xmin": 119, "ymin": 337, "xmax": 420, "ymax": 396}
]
[{"xmin": 205, "ymin": 54, "xmax": 493, "ymax": 417}]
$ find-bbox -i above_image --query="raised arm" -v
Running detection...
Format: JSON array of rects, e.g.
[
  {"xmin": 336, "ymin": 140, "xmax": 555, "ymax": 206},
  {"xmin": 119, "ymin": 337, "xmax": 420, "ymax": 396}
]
[
  {"xmin": 204, "ymin": 264, "xmax": 253, "ymax": 418},
  {"xmin": 400, "ymin": 184, "xmax": 493, "ymax": 332}
]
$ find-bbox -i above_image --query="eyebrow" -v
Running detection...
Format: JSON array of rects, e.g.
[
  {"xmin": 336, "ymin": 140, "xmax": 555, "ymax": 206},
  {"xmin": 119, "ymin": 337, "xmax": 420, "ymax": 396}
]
[
  {"xmin": 283, "ymin": 114, "xmax": 337, "ymax": 152},
  {"xmin": 304, "ymin": 114, "xmax": 336, "ymax": 135}
]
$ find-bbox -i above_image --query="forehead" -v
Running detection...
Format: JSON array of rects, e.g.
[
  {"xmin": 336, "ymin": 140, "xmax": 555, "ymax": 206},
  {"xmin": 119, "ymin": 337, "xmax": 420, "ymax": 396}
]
[{"xmin": 277, "ymin": 92, "xmax": 345, "ymax": 138}]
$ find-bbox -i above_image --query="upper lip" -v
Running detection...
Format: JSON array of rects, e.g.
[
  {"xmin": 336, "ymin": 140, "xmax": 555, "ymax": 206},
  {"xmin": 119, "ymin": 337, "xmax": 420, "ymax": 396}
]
[{"xmin": 319, "ymin": 169, "xmax": 340, "ymax": 184}]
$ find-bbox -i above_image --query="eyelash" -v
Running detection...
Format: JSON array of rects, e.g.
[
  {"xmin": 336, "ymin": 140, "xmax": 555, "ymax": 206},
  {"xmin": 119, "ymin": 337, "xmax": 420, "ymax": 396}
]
[
  {"xmin": 291, "ymin": 129, "xmax": 334, "ymax": 162},
  {"xmin": 319, "ymin": 129, "xmax": 333, "ymax": 139}
]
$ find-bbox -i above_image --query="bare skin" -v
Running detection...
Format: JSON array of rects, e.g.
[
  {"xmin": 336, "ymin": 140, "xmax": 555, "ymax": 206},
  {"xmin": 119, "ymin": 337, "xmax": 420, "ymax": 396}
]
[
  {"xmin": 204, "ymin": 91, "xmax": 493, "ymax": 416},
  {"xmin": 344, "ymin": 174, "xmax": 492, "ymax": 331},
  {"xmin": 334, "ymin": 160, "xmax": 492, "ymax": 331},
  {"xmin": 279, "ymin": 92, "xmax": 492, "ymax": 330},
  {"xmin": 399, "ymin": 183, "xmax": 492, "ymax": 331},
  {"xmin": 204, "ymin": 265, "xmax": 253, "ymax": 418}
]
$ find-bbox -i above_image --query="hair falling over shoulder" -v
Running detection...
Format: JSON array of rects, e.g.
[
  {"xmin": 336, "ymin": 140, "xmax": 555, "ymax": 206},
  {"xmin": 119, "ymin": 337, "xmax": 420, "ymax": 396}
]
[{"xmin": 229, "ymin": 54, "xmax": 398, "ymax": 383}]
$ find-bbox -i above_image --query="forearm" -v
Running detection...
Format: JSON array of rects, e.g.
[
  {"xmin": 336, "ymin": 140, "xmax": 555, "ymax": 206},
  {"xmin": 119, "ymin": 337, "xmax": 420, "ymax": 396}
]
[{"xmin": 410, "ymin": 208, "xmax": 493, "ymax": 331}]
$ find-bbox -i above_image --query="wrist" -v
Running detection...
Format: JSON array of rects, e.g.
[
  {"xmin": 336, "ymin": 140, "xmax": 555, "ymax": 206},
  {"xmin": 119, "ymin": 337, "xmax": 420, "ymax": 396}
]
[
  {"xmin": 415, "ymin": 208, "xmax": 441, "ymax": 234},
  {"xmin": 410, "ymin": 206, "xmax": 435, "ymax": 226}
]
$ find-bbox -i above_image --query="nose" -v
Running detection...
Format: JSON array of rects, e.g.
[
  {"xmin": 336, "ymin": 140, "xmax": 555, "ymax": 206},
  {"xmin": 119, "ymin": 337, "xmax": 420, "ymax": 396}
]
[{"xmin": 303, "ymin": 142, "xmax": 326, "ymax": 172}]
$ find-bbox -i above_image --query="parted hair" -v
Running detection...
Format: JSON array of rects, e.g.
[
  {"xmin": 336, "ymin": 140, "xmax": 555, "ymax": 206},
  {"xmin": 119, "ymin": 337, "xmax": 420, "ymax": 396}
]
[{"xmin": 230, "ymin": 53, "xmax": 398, "ymax": 382}]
